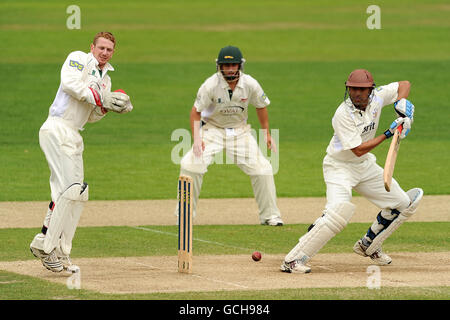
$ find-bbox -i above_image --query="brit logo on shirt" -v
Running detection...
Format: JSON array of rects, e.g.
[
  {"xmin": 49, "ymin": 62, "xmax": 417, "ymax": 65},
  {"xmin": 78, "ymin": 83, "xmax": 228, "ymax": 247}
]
[{"xmin": 362, "ymin": 121, "xmax": 376, "ymax": 134}]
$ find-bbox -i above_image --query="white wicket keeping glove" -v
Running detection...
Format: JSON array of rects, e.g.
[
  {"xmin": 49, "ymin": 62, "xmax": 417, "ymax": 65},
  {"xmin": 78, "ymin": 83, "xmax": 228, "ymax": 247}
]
[
  {"xmin": 394, "ymin": 98, "xmax": 415, "ymax": 122},
  {"xmin": 102, "ymin": 91, "xmax": 130, "ymax": 113}
]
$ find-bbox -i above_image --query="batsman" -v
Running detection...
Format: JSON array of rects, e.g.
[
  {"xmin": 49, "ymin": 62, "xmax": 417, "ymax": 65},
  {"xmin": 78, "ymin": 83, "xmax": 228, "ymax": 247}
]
[
  {"xmin": 177, "ymin": 46, "xmax": 283, "ymax": 226},
  {"xmin": 281, "ymin": 69, "xmax": 423, "ymax": 273},
  {"xmin": 30, "ymin": 32, "xmax": 133, "ymax": 273}
]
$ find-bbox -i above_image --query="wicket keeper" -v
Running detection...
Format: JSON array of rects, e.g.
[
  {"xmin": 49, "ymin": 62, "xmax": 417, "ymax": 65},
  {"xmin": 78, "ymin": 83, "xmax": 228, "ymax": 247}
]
[{"xmin": 30, "ymin": 32, "xmax": 133, "ymax": 272}]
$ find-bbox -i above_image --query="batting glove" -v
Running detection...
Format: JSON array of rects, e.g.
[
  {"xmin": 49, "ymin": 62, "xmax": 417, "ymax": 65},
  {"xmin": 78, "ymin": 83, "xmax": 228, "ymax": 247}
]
[
  {"xmin": 394, "ymin": 98, "xmax": 414, "ymax": 122},
  {"xmin": 384, "ymin": 117, "xmax": 411, "ymax": 139},
  {"xmin": 399, "ymin": 117, "xmax": 411, "ymax": 139}
]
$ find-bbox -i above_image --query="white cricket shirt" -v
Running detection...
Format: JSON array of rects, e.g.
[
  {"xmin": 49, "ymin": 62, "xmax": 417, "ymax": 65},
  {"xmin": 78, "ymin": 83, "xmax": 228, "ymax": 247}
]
[
  {"xmin": 326, "ymin": 82, "xmax": 399, "ymax": 162},
  {"xmin": 48, "ymin": 51, "xmax": 113, "ymax": 130},
  {"xmin": 194, "ymin": 72, "xmax": 270, "ymax": 128}
]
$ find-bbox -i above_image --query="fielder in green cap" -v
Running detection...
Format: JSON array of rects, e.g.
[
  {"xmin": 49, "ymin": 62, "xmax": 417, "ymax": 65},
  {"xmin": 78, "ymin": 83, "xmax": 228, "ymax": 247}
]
[{"xmin": 176, "ymin": 46, "xmax": 283, "ymax": 226}]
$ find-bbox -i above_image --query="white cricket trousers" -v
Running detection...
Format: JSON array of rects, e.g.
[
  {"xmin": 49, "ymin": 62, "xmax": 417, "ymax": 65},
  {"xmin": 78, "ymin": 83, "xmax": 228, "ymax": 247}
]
[
  {"xmin": 323, "ymin": 154, "xmax": 410, "ymax": 212},
  {"xmin": 179, "ymin": 124, "xmax": 281, "ymax": 223},
  {"xmin": 40, "ymin": 117, "xmax": 84, "ymax": 202},
  {"xmin": 30, "ymin": 117, "xmax": 85, "ymax": 255}
]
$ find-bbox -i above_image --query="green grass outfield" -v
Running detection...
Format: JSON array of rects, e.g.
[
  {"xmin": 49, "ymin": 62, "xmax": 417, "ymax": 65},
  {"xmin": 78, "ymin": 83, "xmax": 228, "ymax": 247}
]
[
  {"xmin": 0, "ymin": 0, "xmax": 449, "ymax": 302},
  {"xmin": 1, "ymin": 0, "xmax": 449, "ymax": 200}
]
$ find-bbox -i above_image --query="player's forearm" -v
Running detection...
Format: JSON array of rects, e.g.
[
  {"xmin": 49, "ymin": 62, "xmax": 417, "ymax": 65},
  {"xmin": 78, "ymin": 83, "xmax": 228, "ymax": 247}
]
[
  {"xmin": 256, "ymin": 107, "xmax": 270, "ymax": 131},
  {"xmin": 351, "ymin": 134, "xmax": 387, "ymax": 157},
  {"xmin": 190, "ymin": 107, "xmax": 202, "ymax": 141},
  {"xmin": 396, "ymin": 80, "xmax": 411, "ymax": 101}
]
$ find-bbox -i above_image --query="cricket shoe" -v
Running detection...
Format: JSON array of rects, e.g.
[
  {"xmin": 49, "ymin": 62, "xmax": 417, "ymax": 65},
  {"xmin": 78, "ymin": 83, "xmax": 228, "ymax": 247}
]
[
  {"xmin": 41, "ymin": 249, "xmax": 64, "ymax": 273},
  {"xmin": 280, "ymin": 259, "xmax": 311, "ymax": 274},
  {"xmin": 58, "ymin": 255, "xmax": 80, "ymax": 274},
  {"xmin": 263, "ymin": 217, "xmax": 284, "ymax": 226},
  {"xmin": 353, "ymin": 239, "xmax": 392, "ymax": 265},
  {"xmin": 30, "ymin": 246, "xmax": 46, "ymax": 259}
]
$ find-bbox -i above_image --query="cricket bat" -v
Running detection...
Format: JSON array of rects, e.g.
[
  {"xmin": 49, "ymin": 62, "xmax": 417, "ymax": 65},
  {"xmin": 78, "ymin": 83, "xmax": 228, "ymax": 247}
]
[{"xmin": 383, "ymin": 124, "xmax": 403, "ymax": 192}]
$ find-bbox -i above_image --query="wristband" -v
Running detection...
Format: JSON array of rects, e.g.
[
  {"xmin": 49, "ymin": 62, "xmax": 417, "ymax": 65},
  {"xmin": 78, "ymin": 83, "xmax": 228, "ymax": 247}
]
[{"xmin": 384, "ymin": 129, "xmax": 393, "ymax": 139}]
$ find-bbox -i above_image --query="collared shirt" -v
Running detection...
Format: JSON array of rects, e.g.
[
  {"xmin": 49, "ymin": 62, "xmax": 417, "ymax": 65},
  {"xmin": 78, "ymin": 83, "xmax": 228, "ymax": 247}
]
[
  {"xmin": 194, "ymin": 71, "xmax": 270, "ymax": 128},
  {"xmin": 326, "ymin": 82, "xmax": 399, "ymax": 162},
  {"xmin": 48, "ymin": 51, "xmax": 114, "ymax": 130}
]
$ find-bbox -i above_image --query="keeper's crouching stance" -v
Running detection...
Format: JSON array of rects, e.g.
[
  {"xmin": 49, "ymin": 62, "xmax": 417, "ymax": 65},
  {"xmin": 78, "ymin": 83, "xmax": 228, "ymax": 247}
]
[
  {"xmin": 281, "ymin": 69, "xmax": 423, "ymax": 274},
  {"xmin": 30, "ymin": 32, "xmax": 133, "ymax": 273}
]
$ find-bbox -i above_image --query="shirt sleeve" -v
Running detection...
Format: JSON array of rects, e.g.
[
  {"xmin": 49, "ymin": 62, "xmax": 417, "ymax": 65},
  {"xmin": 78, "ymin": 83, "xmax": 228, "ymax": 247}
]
[
  {"xmin": 373, "ymin": 82, "xmax": 399, "ymax": 107},
  {"xmin": 60, "ymin": 51, "xmax": 98, "ymax": 106},
  {"xmin": 249, "ymin": 78, "xmax": 270, "ymax": 108},
  {"xmin": 332, "ymin": 110, "xmax": 362, "ymax": 150},
  {"xmin": 193, "ymin": 83, "xmax": 212, "ymax": 112}
]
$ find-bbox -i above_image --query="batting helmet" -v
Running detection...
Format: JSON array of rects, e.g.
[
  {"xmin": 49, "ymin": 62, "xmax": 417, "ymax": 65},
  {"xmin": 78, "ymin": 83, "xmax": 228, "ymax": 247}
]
[
  {"xmin": 217, "ymin": 46, "xmax": 244, "ymax": 65},
  {"xmin": 345, "ymin": 69, "xmax": 375, "ymax": 88},
  {"xmin": 216, "ymin": 46, "xmax": 245, "ymax": 82}
]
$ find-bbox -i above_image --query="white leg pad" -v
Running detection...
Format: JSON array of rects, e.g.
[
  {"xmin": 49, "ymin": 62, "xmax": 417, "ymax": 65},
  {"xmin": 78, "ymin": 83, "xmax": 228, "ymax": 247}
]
[
  {"xmin": 366, "ymin": 188, "xmax": 423, "ymax": 255},
  {"xmin": 43, "ymin": 183, "xmax": 88, "ymax": 254},
  {"xmin": 285, "ymin": 201, "xmax": 355, "ymax": 263}
]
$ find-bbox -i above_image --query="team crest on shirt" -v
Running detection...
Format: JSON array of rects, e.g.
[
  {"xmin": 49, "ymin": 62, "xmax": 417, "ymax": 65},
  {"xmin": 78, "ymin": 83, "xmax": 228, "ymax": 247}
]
[{"xmin": 372, "ymin": 107, "xmax": 378, "ymax": 119}]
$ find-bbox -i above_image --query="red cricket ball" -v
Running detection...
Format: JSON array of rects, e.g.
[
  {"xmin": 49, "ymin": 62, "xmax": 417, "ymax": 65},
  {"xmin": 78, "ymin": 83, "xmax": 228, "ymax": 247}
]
[{"xmin": 252, "ymin": 251, "xmax": 262, "ymax": 262}]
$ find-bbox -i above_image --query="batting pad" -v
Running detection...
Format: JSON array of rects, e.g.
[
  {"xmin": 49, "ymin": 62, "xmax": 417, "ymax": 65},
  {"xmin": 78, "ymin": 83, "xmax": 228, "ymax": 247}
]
[
  {"xmin": 43, "ymin": 183, "xmax": 88, "ymax": 255},
  {"xmin": 284, "ymin": 201, "xmax": 355, "ymax": 263},
  {"xmin": 366, "ymin": 188, "xmax": 423, "ymax": 255}
]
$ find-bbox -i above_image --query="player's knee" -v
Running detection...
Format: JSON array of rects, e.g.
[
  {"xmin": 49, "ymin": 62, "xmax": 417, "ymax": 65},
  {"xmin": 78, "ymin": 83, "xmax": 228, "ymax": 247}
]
[
  {"xmin": 323, "ymin": 201, "xmax": 355, "ymax": 232},
  {"xmin": 242, "ymin": 160, "xmax": 273, "ymax": 176},
  {"xmin": 62, "ymin": 182, "xmax": 89, "ymax": 202},
  {"xmin": 394, "ymin": 192, "xmax": 411, "ymax": 212},
  {"xmin": 180, "ymin": 154, "xmax": 207, "ymax": 174}
]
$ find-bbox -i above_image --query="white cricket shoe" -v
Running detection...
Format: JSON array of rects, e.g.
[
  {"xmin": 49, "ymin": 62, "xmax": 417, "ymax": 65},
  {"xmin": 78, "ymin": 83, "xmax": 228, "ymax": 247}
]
[
  {"xmin": 263, "ymin": 217, "xmax": 284, "ymax": 226},
  {"xmin": 41, "ymin": 250, "xmax": 64, "ymax": 273},
  {"xmin": 30, "ymin": 246, "xmax": 46, "ymax": 259},
  {"xmin": 353, "ymin": 239, "xmax": 392, "ymax": 265},
  {"xmin": 58, "ymin": 255, "xmax": 80, "ymax": 273},
  {"xmin": 280, "ymin": 259, "xmax": 311, "ymax": 274}
]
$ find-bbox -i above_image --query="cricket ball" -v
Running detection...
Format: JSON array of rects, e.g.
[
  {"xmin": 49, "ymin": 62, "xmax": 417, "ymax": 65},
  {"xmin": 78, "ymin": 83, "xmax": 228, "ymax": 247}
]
[{"xmin": 252, "ymin": 251, "xmax": 262, "ymax": 262}]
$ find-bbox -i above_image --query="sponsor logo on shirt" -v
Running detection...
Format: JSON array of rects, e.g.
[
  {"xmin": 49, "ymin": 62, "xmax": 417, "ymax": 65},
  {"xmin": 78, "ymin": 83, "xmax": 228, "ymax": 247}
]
[
  {"xmin": 219, "ymin": 106, "xmax": 245, "ymax": 114},
  {"xmin": 362, "ymin": 122, "xmax": 376, "ymax": 134},
  {"xmin": 69, "ymin": 60, "xmax": 84, "ymax": 71}
]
